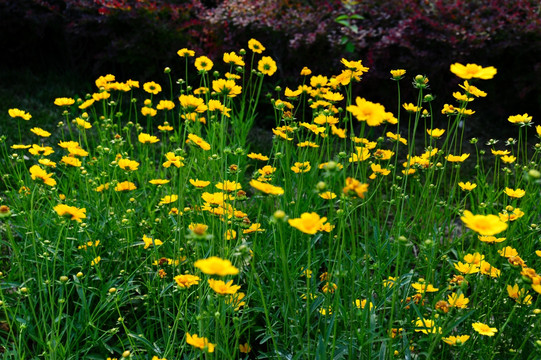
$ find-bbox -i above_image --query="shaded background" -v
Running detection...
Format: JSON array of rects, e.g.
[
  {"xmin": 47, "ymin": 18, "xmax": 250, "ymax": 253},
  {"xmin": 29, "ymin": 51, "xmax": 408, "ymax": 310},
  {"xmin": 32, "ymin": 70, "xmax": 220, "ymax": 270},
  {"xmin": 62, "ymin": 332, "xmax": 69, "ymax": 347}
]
[{"xmin": 1, "ymin": 0, "xmax": 540, "ymax": 140}]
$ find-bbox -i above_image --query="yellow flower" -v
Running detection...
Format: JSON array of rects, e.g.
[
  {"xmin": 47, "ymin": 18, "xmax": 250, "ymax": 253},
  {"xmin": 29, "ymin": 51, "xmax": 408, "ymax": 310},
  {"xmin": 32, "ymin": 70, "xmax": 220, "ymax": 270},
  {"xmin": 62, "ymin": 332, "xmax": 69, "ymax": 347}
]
[
  {"xmin": 411, "ymin": 282, "xmax": 439, "ymax": 294},
  {"xmin": 319, "ymin": 191, "xmax": 337, "ymax": 200},
  {"xmin": 142, "ymin": 234, "xmax": 163, "ymax": 249},
  {"xmin": 459, "ymin": 80, "xmax": 486, "ymax": 97},
  {"xmin": 215, "ymin": 180, "xmax": 242, "ymax": 192},
  {"xmin": 195, "ymin": 256, "xmax": 239, "ymax": 276},
  {"xmin": 90, "ymin": 256, "xmax": 101, "ymax": 266},
  {"xmin": 30, "ymin": 127, "xmax": 51, "ymax": 137},
  {"xmin": 189, "ymin": 179, "xmax": 210, "ymax": 188},
  {"xmin": 498, "ymin": 246, "xmax": 518, "ymax": 258},
  {"xmin": 248, "ymin": 38, "xmax": 265, "ymax": 53},
  {"xmin": 402, "ymin": 103, "xmax": 421, "ymax": 112},
  {"xmin": 53, "ymin": 204, "xmax": 86, "ymax": 222},
  {"xmin": 92, "ymin": 91, "xmax": 110, "ymax": 101},
  {"xmin": 143, "ymin": 81, "xmax": 162, "ymax": 95},
  {"xmin": 427, "ymin": 128, "xmax": 445, "ymax": 138},
  {"xmin": 186, "ymin": 134, "xmax": 211, "ymax": 151},
  {"xmin": 300, "ymin": 66, "xmax": 312, "ymax": 76},
  {"xmin": 61, "ymin": 156, "xmax": 82, "ymax": 167},
  {"xmin": 174, "ymin": 274, "xmax": 200, "ymax": 288},
  {"xmin": 38, "ymin": 158, "xmax": 56, "ymax": 168},
  {"xmin": 447, "ymin": 293, "xmax": 469, "ymax": 309},
  {"xmin": 343, "ymin": 177, "xmax": 369, "ymax": 198},
  {"xmin": 472, "ymin": 322, "xmax": 497, "ymax": 336},
  {"xmin": 75, "ymin": 117, "xmax": 92, "ymax": 129},
  {"xmin": 141, "ymin": 107, "xmax": 157, "ymax": 117},
  {"xmin": 115, "ymin": 181, "xmax": 137, "ymax": 191},
  {"xmin": 163, "ymin": 152, "xmax": 184, "ymax": 168},
  {"xmin": 249, "ymin": 179, "xmax": 284, "ymax": 195},
  {"xmin": 148, "ymin": 179, "xmax": 169, "ymax": 185},
  {"xmin": 208, "ymin": 279, "xmax": 241, "ymax": 295},
  {"xmin": 507, "ymin": 284, "xmax": 533, "ymax": 305},
  {"xmin": 54, "ymin": 97, "xmax": 75, "ymax": 106},
  {"xmin": 177, "ymin": 48, "xmax": 195, "ymax": 57},
  {"xmin": 508, "ymin": 113, "xmax": 532, "ymax": 125},
  {"xmin": 461, "ymin": 210, "xmax": 508, "ymax": 235},
  {"xmin": 138, "ymin": 132, "xmax": 160, "ymax": 144},
  {"xmin": 159, "ymin": 195, "xmax": 178, "ymax": 205},
  {"xmin": 291, "ymin": 161, "xmax": 311, "ymax": 173},
  {"xmin": 156, "ymin": 100, "xmax": 175, "ymax": 111},
  {"xmin": 390, "ymin": 69, "xmax": 406, "ymax": 80},
  {"xmin": 500, "ymin": 155, "xmax": 516, "ymax": 163},
  {"xmin": 478, "ymin": 235, "xmax": 506, "ymax": 243},
  {"xmin": 442, "ymin": 335, "xmax": 470, "ymax": 346},
  {"xmin": 354, "ymin": 299, "xmax": 374, "ymax": 310},
  {"xmin": 454, "ymin": 261, "xmax": 480, "ymax": 274},
  {"xmin": 347, "ymin": 97, "xmax": 388, "ymax": 126},
  {"xmin": 239, "ymin": 342, "xmax": 251, "ymax": 353},
  {"xmin": 414, "ymin": 318, "xmax": 441, "ymax": 334},
  {"xmin": 223, "ymin": 51, "xmax": 245, "ymax": 66},
  {"xmin": 446, "ymin": 153, "xmax": 470, "ymax": 162},
  {"xmin": 194, "ymin": 55, "xmax": 213, "ymax": 72},
  {"xmin": 118, "ymin": 158, "xmax": 140, "ymax": 171},
  {"xmin": 258, "ymin": 56, "xmax": 277, "ymax": 76},
  {"xmin": 28, "ymin": 144, "xmax": 54, "ymax": 156},
  {"xmin": 29, "ymin": 165, "xmax": 57, "ymax": 187},
  {"xmin": 8, "ymin": 108, "xmax": 32, "ymax": 120},
  {"xmin": 247, "ymin": 152, "xmax": 269, "ymax": 161},
  {"xmin": 386, "ymin": 131, "xmax": 407, "ymax": 145},
  {"xmin": 158, "ymin": 123, "xmax": 174, "ymax": 131},
  {"xmin": 450, "ymin": 63, "xmax": 497, "ymax": 80},
  {"xmin": 179, "ymin": 94, "xmax": 207, "ymax": 113},
  {"xmin": 503, "ymin": 187, "xmax": 525, "ymax": 198},
  {"xmin": 458, "ymin": 181, "xmax": 477, "ymax": 191},
  {"xmin": 186, "ymin": 333, "xmax": 215, "ymax": 353},
  {"xmin": 212, "ymin": 79, "xmax": 242, "ymax": 98},
  {"xmin": 288, "ymin": 212, "xmax": 328, "ymax": 235}
]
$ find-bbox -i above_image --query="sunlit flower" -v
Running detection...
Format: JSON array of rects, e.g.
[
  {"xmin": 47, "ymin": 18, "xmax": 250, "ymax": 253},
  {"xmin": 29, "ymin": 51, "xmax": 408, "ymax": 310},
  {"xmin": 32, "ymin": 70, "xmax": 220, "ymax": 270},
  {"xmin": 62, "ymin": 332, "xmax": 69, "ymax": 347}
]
[
  {"xmin": 142, "ymin": 234, "xmax": 163, "ymax": 249},
  {"xmin": 461, "ymin": 210, "xmax": 508, "ymax": 235},
  {"xmin": 239, "ymin": 342, "xmax": 251, "ymax": 353},
  {"xmin": 187, "ymin": 134, "xmax": 211, "ymax": 151},
  {"xmin": 319, "ymin": 191, "xmax": 337, "ymax": 200},
  {"xmin": 143, "ymin": 81, "xmax": 162, "ymax": 95},
  {"xmin": 448, "ymin": 293, "xmax": 469, "ymax": 309},
  {"xmin": 38, "ymin": 158, "xmax": 56, "ymax": 168},
  {"xmin": 163, "ymin": 152, "xmax": 184, "ymax": 168},
  {"xmin": 53, "ymin": 204, "xmax": 86, "ymax": 222},
  {"xmin": 347, "ymin": 97, "xmax": 388, "ymax": 126},
  {"xmin": 30, "ymin": 127, "xmax": 51, "ymax": 137},
  {"xmin": 29, "ymin": 165, "xmax": 56, "ymax": 186},
  {"xmin": 249, "ymin": 179, "xmax": 284, "ymax": 195},
  {"xmin": 159, "ymin": 195, "xmax": 178, "ymax": 205},
  {"xmin": 248, "ymin": 38, "xmax": 265, "ymax": 53},
  {"xmin": 258, "ymin": 56, "xmax": 277, "ymax": 76},
  {"xmin": 478, "ymin": 235, "xmax": 506, "ymax": 243},
  {"xmin": 450, "ymin": 63, "xmax": 497, "ymax": 80},
  {"xmin": 223, "ymin": 51, "xmax": 244, "ymax": 66},
  {"xmin": 8, "ymin": 108, "xmax": 32, "ymax": 120},
  {"xmin": 174, "ymin": 274, "xmax": 200, "ymax": 288},
  {"xmin": 179, "ymin": 94, "xmax": 207, "ymax": 113},
  {"xmin": 118, "ymin": 158, "xmax": 139, "ymax": 171},
  {"xmin": 427, "ymin": 128, "xmax": 445, "ymax": 138},
  {"xmin": 386, "ymin": 131, "xmax": 407, "ymax": 145},
  {"xmin": 458, "ymin": 181, "xmax": 477, "ymax": 191},
  {"xmin": 507, "ymin": 284, "xmax": 533, "ymax": 305},
  {"xmin": 454, "ymin": 261, "xmax": 480, "ymax": 274},
  {"xmin": 446, "ymin": 153, "xmax": 470, "ymax": 162},
  {"xmin": 138, "ymin": 133, "xmax": 160, "ymax": 144},
  {"xmin": 212, "ymin": 78, "xmax": 242, "ymax": 98},
  {"xmin": 472, "ymin": 322, "xmax": 497, "ymax": 336},
  {"xmin": 189, "ymin": 179, "xmax": 211, "ymax": 188},
  {"xmin": 411, "ymin": 282, "xmax": 439, "ymax": 294},
  {"xmin": 288, "ymin": 212, "xmax": 328, "ymax": 235},
  {"xmin": 504, "ymin": 187, "xmax": 525, "ymax": 198},
  {"xmin": 195, "ymin": 256, "xmax": 239, "ymax": 276},
  {"xmin": 402, "ymin": 103, "xmax": 421, "ymax": 112},
  {"xmin": 390, "ymin": 69, "xmax": 406, "ymax": 80},
  {"xmin": 508, "ymin": 113, "xmax": 532, "ymax": 125},
  {"xmin": 186, "ymin": 333, "xmax": 215, "ymax": 353},
  {"xmin": 177, "ymin": 48, "xmax": 195, "ymax": 57},
  {"xmin": 54, "ymin": 97, "xmax": 75, "ymax": 106},
  {"xmin": 247, "ymin": 152, "xmax": 269, "ymax": 161},
  {"xmin": 75, "ymin": 117, "xmax": 92, "ymax": 129},
  {"xmin": 61, "ymin": 156, "xmax": 81, "ymax": 167},
  {"xmin": 343, "ymin": 177, "xmax": 368, "ymax": 198},
  {"xmin": 442, "ymin": 335, "xmax": 470, "ymax": 346},
  {"xmin": 500, "ymin": 155, "xmax": 516, "ymax": 163},
  {"xmin": 414, "ymin": 318, "xmax": 441, "ymax": 334},
  {"xmin": 194, "ymin": 56, "xmax": 213, "ymax": 72},
  {"xmin": 291, "ymin": 161, "xmax": 311, "ymax": 173},
  {"xmin": 141, "ymin": 107, "xmax": 157, "ymax": 117},
  {"xmin": 90, "ymin": 256, "xmax": 101, "ymax": 266},
  {"xmin": 498, "ymin": 246, "xmax": 518, "ymax": 258},
  {"xmin": 115, "ymin": 181, "xmax": 137, "ymax": 191},
  {"xmin": 208, "ymin": 279, "xmax": 241, "ymax": 295},
  {"xmin": 156, "ymin": 100, "xmax": 175, "ymax": 111}
]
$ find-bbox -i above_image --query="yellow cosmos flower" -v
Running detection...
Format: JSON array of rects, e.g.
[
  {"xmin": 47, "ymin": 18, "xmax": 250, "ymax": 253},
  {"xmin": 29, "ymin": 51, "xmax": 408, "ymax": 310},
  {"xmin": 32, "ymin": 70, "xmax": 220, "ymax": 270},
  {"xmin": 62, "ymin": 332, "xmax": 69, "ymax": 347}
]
[
  {"xmin": 249, "ymin": 179, "xmax": 284, "ymax": 195},
  {"xmin": 427, "ymin": 128, "xmax": 445, "ymax": 138},
  {"xmin": 54, "ymin": 97, "xmax": 75, "ymax": 106},
  {"xmin": 461, "ymin": 210, "xmax": 508, "ymax": 235},
  {"xmin": 458, "ymin": 181, "xmax": 477, "ymax": 191},
  {"xmin": 186, "ymin": 133, "xmax": 211, "ymax": 151},
  {"xmin": 212, "ymin": 78, "xmax": 242, "ymax": 98},
  {"xmin": 118, "ymin": 158, "xmax": 139, "ymax": 171},
  {"xmin": 53, "ymin": 204, "xmax": 86, "ymax": 222},
  {"xmin": 186, "ymin": 333, "xmax": 215, "ymax": 353},
  {"xmin": 503, "ymin": 187, "xmax": 525, "ymax": 198},
  {"xmin": 258, "ymin": 56, "xmax": 277, "ymax": 76},
  {"xmin": 8, "ymin": 108, "xmax": 32, "ymax": 120},
  {"xmin": 115, "ymin": 181, "xmax": 137, "ymax": 191},
  {"xmin": 194, "ymin": 55, "xmax": 213, "ymax": 72},
  {"xmin": 142, "ymin": 234, "xmax": 163, "ymax": 249},
  {"xmin": 288, "ymin": 212, "xmax": 328, "ymax": 235},
  {"xmin": 194, "ymin": 256, "xmax": 239, "ymax": 276},
  {"xmin": 30, "ymin": 127, "xmax": 51, "ymax": 137},
  {"xmin": 138, "ymin": 133, "xmax": 160, "ymax": 144},
  {"xmin": 208, "ymin": 279, "xmax": 241, "ymax": 295},
  {"xmin": 446, "ymin": 153, "xmax": 470, "ymax": 162},
  {"xmin": 29, "ymin": 165, "xmax": 57, "ymax": 187},
  {"xmin": 347, "ymin": 97, "xmax": 388, "ymax": 126},
  {"xmin": 472, "ymin": 322, "xmax": 497, "ymax": 336},
  {"xmin": 143, "ymin": 81, "xmax": 162, "ymax": 95},
  {"xmin": 159, "ymin": 195, "xmax": 178, "ymax": 205},
  {"xmin": 450, "ymin": 63, "xmax": 497, "ymax": 80},
  {"xmin": 448, "ymin": 293, "xmax": 469, "ymax": 308},
  {"xmin": 442, "ymin": 335, "xmax": 470, "ymax": 346},
  {"xmin": 174, "ymin": 274, "xmax": 200, "ymax": 288},
  {"xmin": 508, "ymin": 113, "xmax": 532, "ymax": 125},
  {"xmin": 177, "ymin": 48, "xmax": 195, "ymax": 57},
  {"xmin": 179, "ymin": 94, "xmax": 207, "ymax": 113},
  {"xmin": 248, "ymin": 38, "xmax": 265, "ymax": 53}
]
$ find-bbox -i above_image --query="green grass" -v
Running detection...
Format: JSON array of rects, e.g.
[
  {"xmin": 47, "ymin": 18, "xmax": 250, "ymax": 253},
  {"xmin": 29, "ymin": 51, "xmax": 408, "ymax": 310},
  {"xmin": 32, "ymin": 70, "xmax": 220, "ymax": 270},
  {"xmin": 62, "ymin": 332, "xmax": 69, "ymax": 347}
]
[{"xmin": 1, "ymin": 43, "xmax": 541, "ymax": 360}]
